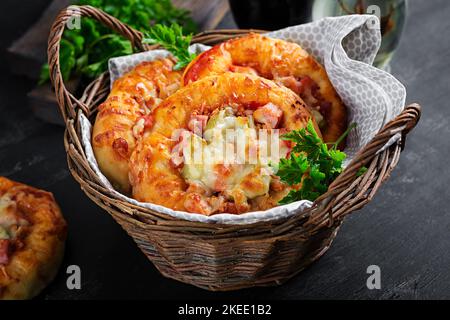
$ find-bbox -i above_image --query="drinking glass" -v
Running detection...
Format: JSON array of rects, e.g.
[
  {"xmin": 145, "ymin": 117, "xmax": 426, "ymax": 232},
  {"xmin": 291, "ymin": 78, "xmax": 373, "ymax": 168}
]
[
  {"xmin": 312, "ymin": 0, "xmax": 408, "ymax": 70},
  {"xmin": 229, "ymin": 0, "xmax": 315, "ymax": 30}
]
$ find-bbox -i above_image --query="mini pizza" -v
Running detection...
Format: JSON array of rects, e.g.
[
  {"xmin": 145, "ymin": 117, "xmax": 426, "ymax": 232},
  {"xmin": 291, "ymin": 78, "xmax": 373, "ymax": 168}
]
[
  {"xmin": 0, "ymin": 177, "xmax": 67, "ymax": 300},
  {"xmin": 129, "ymin": 73, "xmax": 320, "ymax": 215},
  {"xmin": 183, "ymin": 33, "xmax": 347, "ymax": 145},
  {"xmin": 92, "ymin": 58, "xmax": 183, "ymax": 194}
]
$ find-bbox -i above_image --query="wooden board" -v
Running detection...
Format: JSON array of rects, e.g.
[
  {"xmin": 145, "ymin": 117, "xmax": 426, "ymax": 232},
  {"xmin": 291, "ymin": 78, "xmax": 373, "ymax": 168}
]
[
  {"xmin": 6, "ymin": 0, "xmax": 230, "ymax": 125},
  {"xmin": 28, "ymin": 79, "xmax": 80, "ymax": 126},
  {"xmin": 4, "ymin": 0, "xmax": 450, "ymax": 301},
  {"xmin": 7, "ymin": 0, "xmax": 228, "ymax": 80},
  {"xmin": 173, "ymin": 0, "xmax": 229, "ymax": 31},
  {"xmin": 7, "ymin": 0, "xmax": 73, "ymax": 79}
]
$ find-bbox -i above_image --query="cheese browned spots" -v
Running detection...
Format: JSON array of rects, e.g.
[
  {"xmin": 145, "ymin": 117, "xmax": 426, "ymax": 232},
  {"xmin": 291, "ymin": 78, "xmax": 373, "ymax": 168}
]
[
  {"xmin": 0, "ymin": 193, "xmax": 30, "ymax": 265},
  {"xmin": 175, "ymin": 106, "xmax": 285, "ymax": 212}
]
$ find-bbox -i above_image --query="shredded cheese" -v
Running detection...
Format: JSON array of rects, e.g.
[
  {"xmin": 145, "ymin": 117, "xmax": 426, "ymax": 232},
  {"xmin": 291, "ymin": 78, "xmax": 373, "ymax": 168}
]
[{"xmin": 178, "ymin": 107, "xmax": 279, "ymax": 201}]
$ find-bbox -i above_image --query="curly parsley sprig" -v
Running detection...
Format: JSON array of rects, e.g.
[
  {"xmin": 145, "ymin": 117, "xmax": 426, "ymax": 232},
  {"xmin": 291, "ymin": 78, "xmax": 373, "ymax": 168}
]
[
  {"xmin": 276, "ymin": 121, "xmax": 356, "ymax": 204},
  {"xmin": 39, "ymin": 0, "xmax": 197, "ymax": 84},
  {"xmin": 142, "ymin": 23, "xmax": 197, "ymax": 70}
]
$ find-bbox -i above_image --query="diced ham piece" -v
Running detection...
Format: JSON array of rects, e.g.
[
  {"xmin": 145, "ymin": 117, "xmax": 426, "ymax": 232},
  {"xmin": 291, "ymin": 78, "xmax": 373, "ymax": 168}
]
[
  {"xmin": 253, "ymin": 103, "xmax": 283, "ymax": 128},
  {"xmin": 165, "ymin": 82, "xmax": 180, "ymax": 96},
  {"xmin": 170, "ymin": 130, "xmax": 192, "ymax": 168},
  {"xmin": 297, "ymin": 76, "xmax": 315, "ymax": 94},
  {"xmin": 229, "ymin": 65, "xmax": 258, "ymax": 76},
  {"xmin": 0, "ymin": 239, "xmax": 10, "ymax": 265},
  {"xmin": 170, "ymin": 153, "xmax": 184, "ymax": 168},
  {"xmin": 112, "ymin": 138, "xmax": 129, "ymax": 159},
  {"xmin": 132, "ymin": 114, "xmax": 154, "ymax": 139},
  {"xmin": 142, "ymin": 114, "xmax": 154, "ymax": 129},
  {"xmin": 188, "ymin": 115, "xmax": 208, "ymax": 134},
  {"xmin": 280, "ymin": 140, "xmax": 293, "ymax": 159},
  {"xmin": 275, "ymin": 76, "xmax": 302, "ymax": 94},
  {"xmin": 184, "ymin": 193, "xmax": 213, "ymax": 215},
  {"xmin": 276, "ymin": 76, "xmax": 320, "ymax": 108}
]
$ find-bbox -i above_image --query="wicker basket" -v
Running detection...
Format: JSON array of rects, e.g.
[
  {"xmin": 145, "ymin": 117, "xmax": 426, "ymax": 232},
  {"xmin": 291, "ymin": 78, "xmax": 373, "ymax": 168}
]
[{"xmin": 48, "ymin": 5, "xmax": 421, "ymax": 291}]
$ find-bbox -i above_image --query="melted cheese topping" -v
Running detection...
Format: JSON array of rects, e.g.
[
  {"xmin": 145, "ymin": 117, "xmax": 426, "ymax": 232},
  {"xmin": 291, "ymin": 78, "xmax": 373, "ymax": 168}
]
[
  {"xmin": 0, "ymin": 195, "xmax": 15, "ymax": 240},
  {"xmin": 179, "ymin": 107, "xmax": 276, "ymax": 200},
  {"xmin": 0, "ymin": 193, "xmax": 29, "ymax": 241}
]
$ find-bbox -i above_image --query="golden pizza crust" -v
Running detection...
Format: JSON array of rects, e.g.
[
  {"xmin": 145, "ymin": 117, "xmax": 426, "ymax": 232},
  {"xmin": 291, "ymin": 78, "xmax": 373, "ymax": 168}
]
[
  {"xmin": 92, "ymin": 58, "xmax": 182, "ymax": 194},
  {"xmin": 0, "ymin": 177, "xmax": 67, "ymax": 300},
  {"xmin": 183, "ymin": 33, "xmax": 348, "ymax": 145},
  {"xmin": 129, "ymin": 73, "xmax": 320, "ymax": 215}
]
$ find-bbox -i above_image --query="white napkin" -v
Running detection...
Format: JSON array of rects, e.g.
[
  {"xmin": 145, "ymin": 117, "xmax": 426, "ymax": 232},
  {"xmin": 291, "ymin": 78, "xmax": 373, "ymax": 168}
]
[{"xmin": 79, "ymin": 15, "xmax": 406, "ymax": 224}]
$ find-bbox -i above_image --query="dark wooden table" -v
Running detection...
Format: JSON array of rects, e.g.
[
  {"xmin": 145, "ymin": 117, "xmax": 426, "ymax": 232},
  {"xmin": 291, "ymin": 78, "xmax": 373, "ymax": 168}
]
[{"xmin": 0, "ymin": 0, "xmax": 448, "ymax": 300}]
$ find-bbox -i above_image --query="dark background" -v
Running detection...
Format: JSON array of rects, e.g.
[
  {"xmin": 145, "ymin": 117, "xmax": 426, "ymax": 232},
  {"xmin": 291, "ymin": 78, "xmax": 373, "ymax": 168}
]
[{"xmin": 0, "ymin": 0, "xmax": 448, "ymax": 300}]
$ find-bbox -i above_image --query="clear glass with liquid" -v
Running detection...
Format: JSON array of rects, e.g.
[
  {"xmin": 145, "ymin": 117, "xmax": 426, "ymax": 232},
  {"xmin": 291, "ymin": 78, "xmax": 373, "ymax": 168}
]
[{"xmin": 312, "ymin": 0, "xmax": 408, "ymax": 70}]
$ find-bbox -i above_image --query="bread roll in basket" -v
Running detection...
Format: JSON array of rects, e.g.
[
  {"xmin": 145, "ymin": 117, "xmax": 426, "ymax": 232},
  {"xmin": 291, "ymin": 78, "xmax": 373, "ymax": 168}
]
[{"xmin": 47, "ymin": 5, "xmax": 421, "ymax": 291}]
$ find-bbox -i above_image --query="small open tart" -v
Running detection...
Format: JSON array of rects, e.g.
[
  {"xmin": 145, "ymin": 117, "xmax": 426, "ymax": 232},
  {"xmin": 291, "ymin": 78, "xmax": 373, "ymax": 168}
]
[
  {"xmin": 92, "ymin": 58, "xmax": 182, "ymax": 193},
  {"xmin": 0, "ymin": 177, "xmax": 67, "ymax": 300},
  {"xmin": 129, "ymin": 73, "xmax": 320, "ymax": 215},
  {"xmin": 183, "ymin": 33, "xmax": 347, "ymax": 145}
]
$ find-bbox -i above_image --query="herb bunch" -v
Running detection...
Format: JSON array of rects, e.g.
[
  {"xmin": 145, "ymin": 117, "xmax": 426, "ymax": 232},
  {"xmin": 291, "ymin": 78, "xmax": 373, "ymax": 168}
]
[
  {"xmin": 142, "ymin": 23, "xmax": 197, "ymax": 70},
  {"xmin": 39, "ymin": 0, "xmax": 197, "ymax": 84},
  {"xmin": 276, "ymin": 121, "xmax": 356, "ymax": 204}
]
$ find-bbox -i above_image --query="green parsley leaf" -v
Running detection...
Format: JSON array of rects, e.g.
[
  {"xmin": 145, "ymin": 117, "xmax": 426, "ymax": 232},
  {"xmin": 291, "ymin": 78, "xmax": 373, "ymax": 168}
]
[
  {"xmin": 277, "ymin": 154, "xmax": 309, "ymax": 185},
  {"xmin": 278, "ymin": 190, "xmax": 303, "ymax": 205},
  {"xmin": 39, "ymin": 0, "xmax": 198, "ymax": 83},
  {"xmin": 276, "ymin": 120, "xmax": 356, "ymax": 204},
  {"xmin": 142, "ymin": 23, "xmax": 197, "ymax": 70},
  {"xmin": 357, "ymin": 166, "xmax": 368, "ymax": 177},
  {"xmin": 310, "ymin": 164, "xmax": 326, "ymax": 185},
  {"xmin": 38, "ymin": 63, "xmax": 50, "ymax": 85},
  {"xmin": 59, "ymin": 39, "xmax": 76, "ymax": 82}
]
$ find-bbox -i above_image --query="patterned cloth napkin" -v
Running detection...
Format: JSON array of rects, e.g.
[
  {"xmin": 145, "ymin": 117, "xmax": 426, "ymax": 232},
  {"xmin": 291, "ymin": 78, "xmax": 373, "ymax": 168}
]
[{"xmin": 80, "ymin": 15, "xmax": 406, "ymax": 224}]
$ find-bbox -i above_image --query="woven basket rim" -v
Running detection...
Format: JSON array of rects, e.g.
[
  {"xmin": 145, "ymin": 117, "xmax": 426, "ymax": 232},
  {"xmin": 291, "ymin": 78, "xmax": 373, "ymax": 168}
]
[
  {"xmin": 48, "ymin": 4, "xmax": 421, "ymax": 233},
  {"xmin": 44, "ymin": 5, "xmax": 422, "ymax": 291},
  {"xmin": 76, "ymin": 124, "xmax": 316, "ymax": 224}
]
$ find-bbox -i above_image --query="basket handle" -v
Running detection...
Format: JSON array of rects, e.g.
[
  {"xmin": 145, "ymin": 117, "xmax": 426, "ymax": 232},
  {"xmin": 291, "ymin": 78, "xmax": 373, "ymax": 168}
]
[
  {"xmin": 305, "ymin": 103, "xmax": 421, "ymax": 230},
  {"xmin": 47, "ymin": 5, "xmax": 145, "ymax": 122}
]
